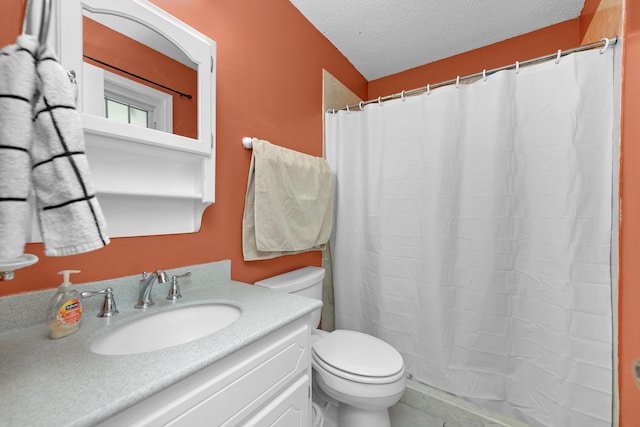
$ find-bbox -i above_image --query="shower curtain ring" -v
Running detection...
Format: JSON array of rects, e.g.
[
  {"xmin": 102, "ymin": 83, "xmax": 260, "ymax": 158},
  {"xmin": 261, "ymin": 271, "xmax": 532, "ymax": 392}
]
[
  {"xmin": 483, "ymin": 69, "xmax": 487, "ymax": 82},
  {"xmin": 427, "ymin": 84, "xmax": 431, "ymax": 95},
  {"xmin": 456, "ymin": 76, "xmax": 460, "ymax": 88},
  {"xmin": 515, "ymin": 61, "xmax": 520, "ymax": 74},
  {"xmin": 599, "ymin": 38, "xmax": 610, "ymax": 54},
  {"xmin": 378, "ymin": 96, "xmax": 382, "ymax": 106},
  {"xmin": 555, "ymin": 49, "xmax": 562, "ymax": 64},
  {"xmin": 346, "ymin": 104, "xmax": 350, "ymax": 113},
  {"xmin": 401, "ymin": 90, "xmax": 406, "ymax": 102},
  {"xmin": 359, "ymin": 101, "xmax": 364, "ymax": 110}
]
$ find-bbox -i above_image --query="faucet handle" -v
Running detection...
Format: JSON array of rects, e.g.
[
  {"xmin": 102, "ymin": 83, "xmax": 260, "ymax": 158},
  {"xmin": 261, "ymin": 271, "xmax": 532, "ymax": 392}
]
[
  {"xmin": 81, "ymin": 287, "xmax": 119, "ymax": 317},
  {"xmin": 167, "ymin": 272, "xmax": 191, "ymax": 300}
]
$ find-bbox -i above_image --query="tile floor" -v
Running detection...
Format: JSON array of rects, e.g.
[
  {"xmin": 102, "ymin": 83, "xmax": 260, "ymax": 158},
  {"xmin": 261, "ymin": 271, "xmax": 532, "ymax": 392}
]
[
  {"xmin": 389, "ymin": 402, "xmax": 445, "ymax": 427},
  {"xmin": 318, "ymin": 401, "xmax": 443, "ymax": 427}
]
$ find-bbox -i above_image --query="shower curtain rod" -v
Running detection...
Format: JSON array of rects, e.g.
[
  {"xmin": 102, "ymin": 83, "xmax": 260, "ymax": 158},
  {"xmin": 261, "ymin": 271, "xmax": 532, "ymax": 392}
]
[{"xmin": 331, "ymin": 36, "xmax": 618, "ymax": 113}]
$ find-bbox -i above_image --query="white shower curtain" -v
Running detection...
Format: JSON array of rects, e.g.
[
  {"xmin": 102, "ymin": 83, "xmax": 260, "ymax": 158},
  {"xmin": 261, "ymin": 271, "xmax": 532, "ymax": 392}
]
[{"xmin": 325, "ymin": 48, "xmax": 615, "ymax": 427}]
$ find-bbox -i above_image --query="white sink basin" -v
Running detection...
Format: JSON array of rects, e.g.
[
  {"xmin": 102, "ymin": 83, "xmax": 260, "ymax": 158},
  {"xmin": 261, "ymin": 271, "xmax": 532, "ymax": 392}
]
[{"xmin": 90, "ymin": 303, "xmax": 241, "ymax": 356}]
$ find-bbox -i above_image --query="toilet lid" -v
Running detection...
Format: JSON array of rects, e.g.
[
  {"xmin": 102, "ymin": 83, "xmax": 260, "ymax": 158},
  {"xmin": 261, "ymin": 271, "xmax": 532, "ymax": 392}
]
[{"xmin": 312, "ymin": 330, "xmax": 404, "ymax": 378}]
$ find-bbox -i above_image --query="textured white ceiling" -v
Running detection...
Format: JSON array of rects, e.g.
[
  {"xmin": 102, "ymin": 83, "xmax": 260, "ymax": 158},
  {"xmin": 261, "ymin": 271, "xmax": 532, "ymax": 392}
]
[{"xmin": 290, "ymin": 0, "xmax": 585, "ymax": 81}]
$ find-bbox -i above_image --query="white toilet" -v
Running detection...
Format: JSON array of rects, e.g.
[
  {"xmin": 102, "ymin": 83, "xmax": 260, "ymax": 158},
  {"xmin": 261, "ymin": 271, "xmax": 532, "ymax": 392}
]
[{"xmin": 255, "ymin": 266, "xmax": 406, "ymax": 427}]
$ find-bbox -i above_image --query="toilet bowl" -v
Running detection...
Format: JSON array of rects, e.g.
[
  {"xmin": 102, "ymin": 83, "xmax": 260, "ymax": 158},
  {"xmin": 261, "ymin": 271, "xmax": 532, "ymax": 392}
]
[
  {"xmin": 312, "ymin": 401, "xmax": 324, "ymax": 427},
  {"xmin": 312, "ymin": 329, "xmax": 405, "ymax": 427},
  {"xmin": 255, "ymin": 267, "xmax": 406, "ymax": 427}
]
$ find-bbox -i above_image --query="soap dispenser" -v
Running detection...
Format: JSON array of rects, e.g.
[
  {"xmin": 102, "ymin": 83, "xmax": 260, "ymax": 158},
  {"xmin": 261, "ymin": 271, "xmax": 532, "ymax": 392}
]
[{"xmin": 47, "ymin": 270, "xmax": 83, "ymax": 339}]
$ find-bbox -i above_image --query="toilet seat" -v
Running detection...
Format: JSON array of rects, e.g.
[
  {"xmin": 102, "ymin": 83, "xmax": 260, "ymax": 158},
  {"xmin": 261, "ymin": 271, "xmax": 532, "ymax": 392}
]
[{"xmin": 312, "ymin": 330, "xmax": 405, "ymax": 384}]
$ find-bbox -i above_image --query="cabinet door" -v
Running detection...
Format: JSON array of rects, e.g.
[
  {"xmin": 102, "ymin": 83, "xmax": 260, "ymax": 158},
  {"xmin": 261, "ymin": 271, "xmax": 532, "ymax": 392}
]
[
  {"xmin": 243, "ymin": 375, "xmax": 311, "ymax": 427},
  {"xmin": 164, "ymin": 327, "xmax": 309, "ymax": 426}
]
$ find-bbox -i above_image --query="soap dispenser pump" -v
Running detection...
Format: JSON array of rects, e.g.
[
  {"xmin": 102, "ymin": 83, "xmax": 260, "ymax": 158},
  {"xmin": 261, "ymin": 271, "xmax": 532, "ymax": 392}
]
[{"xmin": 47, "ymin": 270, "xmax": 83, "ymax": 339}]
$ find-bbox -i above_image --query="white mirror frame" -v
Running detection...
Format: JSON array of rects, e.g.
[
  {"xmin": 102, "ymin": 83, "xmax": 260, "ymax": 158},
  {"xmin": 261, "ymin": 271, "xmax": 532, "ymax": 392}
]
[{"xmin": 42, "ymin": 0, "xmax": 216, "ymax": 238}]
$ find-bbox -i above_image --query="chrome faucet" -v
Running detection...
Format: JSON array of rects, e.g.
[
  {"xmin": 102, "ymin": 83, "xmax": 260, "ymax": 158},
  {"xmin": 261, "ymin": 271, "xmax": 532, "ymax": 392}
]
[
  {"xmin": 81, "ymin": 287, "xmax": 119, "ymax": 317},
  {"xmin": 135, "ymin": 270, "xmax": 169, "ymax": 309}
]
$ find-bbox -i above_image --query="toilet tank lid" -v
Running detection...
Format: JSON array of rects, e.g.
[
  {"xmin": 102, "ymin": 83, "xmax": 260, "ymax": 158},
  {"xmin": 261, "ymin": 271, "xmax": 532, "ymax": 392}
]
[{"xmin": 254, "ymin": 266, "xmax": 325, "ymax": 292}]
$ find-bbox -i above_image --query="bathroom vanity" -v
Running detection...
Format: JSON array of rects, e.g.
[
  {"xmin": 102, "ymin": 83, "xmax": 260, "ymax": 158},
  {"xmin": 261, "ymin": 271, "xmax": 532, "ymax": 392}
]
[
  {"xmin": 0, "ymin": 261, "xmax": 321, "ymax": 426},
  {"xmin": 98, "ymin": 319, "xmax": 312, "ymax": 426}
]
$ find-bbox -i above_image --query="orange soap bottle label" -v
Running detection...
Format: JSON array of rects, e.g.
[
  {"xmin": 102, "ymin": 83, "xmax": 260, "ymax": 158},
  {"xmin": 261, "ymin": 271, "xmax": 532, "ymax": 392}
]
[{"xmin": 56, "ymin": 298, "xmax": 82, "ymax": 327}]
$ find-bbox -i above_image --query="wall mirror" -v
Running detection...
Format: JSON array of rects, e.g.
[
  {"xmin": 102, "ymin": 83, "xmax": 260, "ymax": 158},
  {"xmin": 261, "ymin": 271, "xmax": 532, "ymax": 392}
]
[
  {"xmin": 82, "ymin": 10, "xmax": 199, "ymax": 140},
  {"xmin": 32, "ymin": 0, "xmax": 217, "ymax": 239}
]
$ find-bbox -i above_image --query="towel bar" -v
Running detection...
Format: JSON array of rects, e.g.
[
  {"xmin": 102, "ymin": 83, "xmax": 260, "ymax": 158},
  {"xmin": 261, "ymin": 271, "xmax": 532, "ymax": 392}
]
[{"xmin": 242, "ymin": 137, "xmax": 254, "ymax": 149}]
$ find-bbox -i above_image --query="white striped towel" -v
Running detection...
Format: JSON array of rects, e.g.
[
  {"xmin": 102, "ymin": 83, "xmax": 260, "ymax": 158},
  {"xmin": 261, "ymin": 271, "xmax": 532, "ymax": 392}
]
[{"xmin": 0, "ymin": 35, "xmax": 109, "ymax": 258}]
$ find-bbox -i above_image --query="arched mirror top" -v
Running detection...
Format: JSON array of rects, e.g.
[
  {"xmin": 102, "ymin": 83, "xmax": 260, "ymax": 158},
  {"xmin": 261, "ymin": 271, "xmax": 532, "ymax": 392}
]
[
  {"xmin": 55, "ymin": 0, "xmax": 215, "ymax": 155},
  {"xmin": 82, "ymin": 7, "xmax": 198, "ymax": 68}
]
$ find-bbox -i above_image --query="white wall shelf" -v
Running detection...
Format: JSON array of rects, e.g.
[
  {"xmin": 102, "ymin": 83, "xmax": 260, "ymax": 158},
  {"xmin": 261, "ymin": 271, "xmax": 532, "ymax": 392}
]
[{"xmin": 44, "ymin": 0, "xmax": 217, "ymax": 239}]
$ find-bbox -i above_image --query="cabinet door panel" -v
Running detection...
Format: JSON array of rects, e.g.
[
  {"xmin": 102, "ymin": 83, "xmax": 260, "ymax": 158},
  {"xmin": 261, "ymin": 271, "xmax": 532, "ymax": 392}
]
[
  {"xmin": 166, "ymin": 324, "xmax": 309, "ymax": 426},
  {"xmin": 243, "ymin": 375, "xmax": 310, "ymax": 427},
  {"xmin": 97, "ymin": 318, "xmax": 311, "ymax": 427}
]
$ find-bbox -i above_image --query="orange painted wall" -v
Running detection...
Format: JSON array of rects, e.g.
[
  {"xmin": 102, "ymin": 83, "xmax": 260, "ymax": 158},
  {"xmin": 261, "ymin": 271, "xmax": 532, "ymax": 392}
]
[
  {"xmin": 0, "ymin": 0, "xmax": 367, "ymax": 296},
  {"xmin": 619, "ymin": 0, "xmax": 640, "ymax": 424},
  {"xmin": 83, "ymin": 17, "xmax": 198, "ymax": 139}
]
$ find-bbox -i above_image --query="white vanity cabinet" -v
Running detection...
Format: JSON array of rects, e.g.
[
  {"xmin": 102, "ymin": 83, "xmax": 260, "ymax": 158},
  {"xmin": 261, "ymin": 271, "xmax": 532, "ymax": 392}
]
[{"xmin": 97, "ymin": 317, "xmax": 312, "ymax": 427}]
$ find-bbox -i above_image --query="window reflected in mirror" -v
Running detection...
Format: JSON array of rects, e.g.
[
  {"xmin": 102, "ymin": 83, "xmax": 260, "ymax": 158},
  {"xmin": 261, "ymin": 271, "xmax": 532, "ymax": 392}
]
[{"xmin": 105, "ymin": 97, "xmax": 149, "ymax": 128}]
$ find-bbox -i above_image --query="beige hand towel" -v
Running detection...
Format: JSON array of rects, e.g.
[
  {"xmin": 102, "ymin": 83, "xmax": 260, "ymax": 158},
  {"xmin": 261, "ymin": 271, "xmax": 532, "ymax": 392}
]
[{"xmin": 243, "ymin": 139, "xmax": 333, "ymax": 261}]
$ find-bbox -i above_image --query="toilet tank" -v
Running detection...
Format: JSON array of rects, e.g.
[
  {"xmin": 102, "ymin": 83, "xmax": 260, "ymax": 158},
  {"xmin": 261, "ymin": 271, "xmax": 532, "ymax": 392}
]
[{"xmin": 255, "ymin": 266, "xmax": 325, "ymax": 328}]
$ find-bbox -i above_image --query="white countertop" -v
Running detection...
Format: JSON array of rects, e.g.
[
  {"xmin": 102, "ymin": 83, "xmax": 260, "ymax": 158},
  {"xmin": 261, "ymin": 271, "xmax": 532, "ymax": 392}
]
[{"xmin": 0, "ymin": 261, "xmax": 321, "ymax": 427}]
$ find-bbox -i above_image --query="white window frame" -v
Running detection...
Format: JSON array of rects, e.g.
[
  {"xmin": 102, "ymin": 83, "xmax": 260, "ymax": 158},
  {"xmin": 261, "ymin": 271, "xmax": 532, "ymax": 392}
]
[
  {"xmin": 82, "ymin": 62, "xmax": 173, "ymax": 133},
  {"xmin": 103, "ymin": 70, "xmax": 173, "ymax": 133}
]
